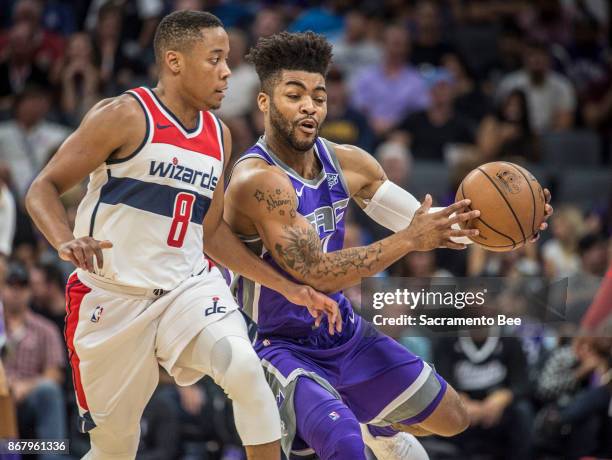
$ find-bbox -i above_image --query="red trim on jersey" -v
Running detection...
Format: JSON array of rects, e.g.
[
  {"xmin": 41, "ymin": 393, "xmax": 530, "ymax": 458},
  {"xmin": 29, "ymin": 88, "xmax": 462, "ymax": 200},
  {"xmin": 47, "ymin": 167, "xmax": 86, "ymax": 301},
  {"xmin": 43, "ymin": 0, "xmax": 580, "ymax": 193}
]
[
  {"xmin": 129, "ymin": 87, "xmax": 222, "ymax": 160},
  {"xmin": 65, "ymin": 273, "xmax": 91, "ymax": 411}
]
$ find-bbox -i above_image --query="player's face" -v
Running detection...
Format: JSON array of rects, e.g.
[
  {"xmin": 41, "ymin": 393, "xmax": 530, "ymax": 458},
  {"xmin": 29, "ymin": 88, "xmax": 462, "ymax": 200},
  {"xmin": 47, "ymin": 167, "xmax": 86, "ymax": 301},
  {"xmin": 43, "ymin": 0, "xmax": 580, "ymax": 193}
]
[
  {"xmin": 182, "ymin": 27, "xmax": 231, "ymax": 110},
  {"xmin": 267, "ymin": 70, "xmax": 327, "ymax": 152}
]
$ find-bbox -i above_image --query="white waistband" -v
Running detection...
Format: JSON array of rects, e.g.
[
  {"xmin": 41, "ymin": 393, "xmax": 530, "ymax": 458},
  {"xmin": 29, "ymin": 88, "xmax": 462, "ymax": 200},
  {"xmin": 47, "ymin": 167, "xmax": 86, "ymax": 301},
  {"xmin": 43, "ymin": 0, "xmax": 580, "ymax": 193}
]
[{"xmin": 75, "ymin": 270, "xmax": 168, "ymax": 299}]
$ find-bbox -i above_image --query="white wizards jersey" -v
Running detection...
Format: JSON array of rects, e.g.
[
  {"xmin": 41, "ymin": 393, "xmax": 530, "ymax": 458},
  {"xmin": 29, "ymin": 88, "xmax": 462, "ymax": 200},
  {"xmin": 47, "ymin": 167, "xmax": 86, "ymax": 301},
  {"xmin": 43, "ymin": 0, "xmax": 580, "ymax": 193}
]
[{"xmin": 73, "ymin": 87, "xmax": 224, "ymax": 290}]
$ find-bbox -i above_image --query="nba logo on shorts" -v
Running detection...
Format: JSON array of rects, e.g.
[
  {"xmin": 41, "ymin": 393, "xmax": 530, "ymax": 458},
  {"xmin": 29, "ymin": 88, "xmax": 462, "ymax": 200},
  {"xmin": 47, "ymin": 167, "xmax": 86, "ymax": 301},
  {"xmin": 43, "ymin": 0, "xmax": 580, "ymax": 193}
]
[
  {"xmin": 91, "ymin": 306, "xmax": 104, "ymax": 323},
  {"xmin": 328, "ymin": 411, "xmax": 340, "ymax": 421}
]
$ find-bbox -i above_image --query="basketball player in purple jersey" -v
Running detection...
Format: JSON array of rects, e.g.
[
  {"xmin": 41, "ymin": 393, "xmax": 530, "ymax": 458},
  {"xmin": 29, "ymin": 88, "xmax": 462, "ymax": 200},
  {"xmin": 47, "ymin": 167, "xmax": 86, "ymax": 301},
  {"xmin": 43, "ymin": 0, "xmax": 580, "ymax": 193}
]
[
  {"xmin": 26, "ymin": 13, "xmax": 339, "ymax": 460},
  {"xmin": 225, "ymin": 32, "xmax": 553, "ymax": 459}
]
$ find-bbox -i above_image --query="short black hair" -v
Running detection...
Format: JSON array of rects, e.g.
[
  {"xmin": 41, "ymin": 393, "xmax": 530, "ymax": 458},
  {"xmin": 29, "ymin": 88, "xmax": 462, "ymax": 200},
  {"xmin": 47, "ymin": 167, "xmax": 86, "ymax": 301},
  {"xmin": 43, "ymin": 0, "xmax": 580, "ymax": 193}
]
[
  {"xmin": 153, "ymin": 10, "xmax": 223, "ymax": 64},
  {"xmin": 246, "ymin": 31, "xmax": 333, "ymax": 93}
]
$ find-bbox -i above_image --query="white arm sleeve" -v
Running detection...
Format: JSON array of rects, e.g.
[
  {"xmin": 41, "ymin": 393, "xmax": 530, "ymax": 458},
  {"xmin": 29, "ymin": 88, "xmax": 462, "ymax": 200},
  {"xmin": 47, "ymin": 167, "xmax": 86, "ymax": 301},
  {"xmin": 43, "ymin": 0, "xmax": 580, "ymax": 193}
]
[{"xmin": 362, "ymin": 180, "xmax": 472, "ymax": 244}]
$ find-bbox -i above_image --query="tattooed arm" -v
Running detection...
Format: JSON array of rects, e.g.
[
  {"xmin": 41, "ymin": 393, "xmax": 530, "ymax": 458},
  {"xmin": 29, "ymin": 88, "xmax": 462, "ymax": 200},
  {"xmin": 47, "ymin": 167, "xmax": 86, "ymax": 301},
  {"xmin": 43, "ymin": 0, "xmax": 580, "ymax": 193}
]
[{"xmin": 225, "ymin": 161, "xmax": 479, "ymax": 293}]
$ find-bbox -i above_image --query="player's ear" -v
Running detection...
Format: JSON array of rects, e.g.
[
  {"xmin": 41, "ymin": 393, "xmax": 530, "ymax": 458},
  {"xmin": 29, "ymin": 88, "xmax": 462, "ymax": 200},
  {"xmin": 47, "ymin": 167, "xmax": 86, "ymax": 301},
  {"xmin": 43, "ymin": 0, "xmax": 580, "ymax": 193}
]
[
  {"xmin": 165, "ymin": 50, "xmax": 182, "ymax": 74},
  {"xmin": 257, "ymin": 92, "xmax": 269, "ymax": 113}
]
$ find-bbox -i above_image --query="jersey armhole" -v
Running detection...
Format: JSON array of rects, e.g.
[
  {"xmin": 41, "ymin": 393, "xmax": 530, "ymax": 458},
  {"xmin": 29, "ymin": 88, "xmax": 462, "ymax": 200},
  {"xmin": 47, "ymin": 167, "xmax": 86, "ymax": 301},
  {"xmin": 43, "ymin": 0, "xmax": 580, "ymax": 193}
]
[
  {"xmin": 106, "ymin": 91, "xmax": 151, "ymax": 165},
  {"xmin": 320, "ymin": 138, "xmax": 351, "ymax": 197}
]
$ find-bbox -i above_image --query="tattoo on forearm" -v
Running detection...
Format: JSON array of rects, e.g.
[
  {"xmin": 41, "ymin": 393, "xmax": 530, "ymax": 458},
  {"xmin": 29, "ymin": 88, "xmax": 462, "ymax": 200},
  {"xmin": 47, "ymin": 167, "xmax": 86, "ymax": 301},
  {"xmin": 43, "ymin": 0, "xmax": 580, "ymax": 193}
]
[{"xmin": 274, "ymin": 225, "xmax": 383, "ymax": 278}]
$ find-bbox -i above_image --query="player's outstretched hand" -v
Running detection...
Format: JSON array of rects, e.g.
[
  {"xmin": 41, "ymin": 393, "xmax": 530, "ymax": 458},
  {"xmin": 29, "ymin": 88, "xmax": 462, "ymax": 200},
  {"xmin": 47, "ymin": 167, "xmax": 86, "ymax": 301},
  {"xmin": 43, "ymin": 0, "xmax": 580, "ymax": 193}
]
[
  {"xmin": 529, "ymin": 188, "xmax": 553, "ymax": 243},
  {"xmin": 58, "ymin": 237, "xmax": 113, "ymax": 272},
  {"xmin": 284, "ymin": 284, "xmax": 342, "ymax": 335},
  {"xmin": 404, "ymin": 194, "xmax": 480, "ymax": 251}
]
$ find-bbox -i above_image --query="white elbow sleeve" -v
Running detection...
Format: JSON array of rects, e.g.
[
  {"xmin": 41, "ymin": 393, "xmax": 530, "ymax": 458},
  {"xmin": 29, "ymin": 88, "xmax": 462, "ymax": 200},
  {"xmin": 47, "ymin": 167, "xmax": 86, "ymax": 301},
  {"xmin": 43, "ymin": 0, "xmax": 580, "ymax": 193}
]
[{"xmin": 363, "ymin": 180, "xmax": 472, "ymax": 244}]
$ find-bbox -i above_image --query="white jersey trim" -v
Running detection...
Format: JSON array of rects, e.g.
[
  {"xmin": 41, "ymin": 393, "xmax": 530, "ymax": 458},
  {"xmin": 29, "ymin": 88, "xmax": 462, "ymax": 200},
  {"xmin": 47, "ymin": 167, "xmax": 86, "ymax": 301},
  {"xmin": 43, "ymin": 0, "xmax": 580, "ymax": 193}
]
[{"xmin": 209, "ymin": 113, "xmax": 225, "ymax": 166}]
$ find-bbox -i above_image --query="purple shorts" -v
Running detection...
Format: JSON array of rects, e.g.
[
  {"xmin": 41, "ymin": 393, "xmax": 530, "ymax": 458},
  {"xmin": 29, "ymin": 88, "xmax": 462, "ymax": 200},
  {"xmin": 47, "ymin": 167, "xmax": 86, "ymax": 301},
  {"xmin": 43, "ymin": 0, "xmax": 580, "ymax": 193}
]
[{"xmin": 255, "ymin": 317, "xmax": 447, "ymax": 455}]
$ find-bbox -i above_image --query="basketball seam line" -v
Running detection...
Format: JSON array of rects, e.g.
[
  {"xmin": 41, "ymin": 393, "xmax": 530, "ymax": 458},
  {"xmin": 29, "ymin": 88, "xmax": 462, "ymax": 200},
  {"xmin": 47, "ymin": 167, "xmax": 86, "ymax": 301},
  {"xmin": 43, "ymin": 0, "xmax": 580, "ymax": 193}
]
[
  {"xmin": 477, "ymin": 167, "xmax": 526, "ymax": 243},
  {"xmin": 461, "ymin": 181, "xmax": 516, "ymax": 247},
  {"xmin": 505, "ymin": 162, "xmax": 536, "ymax": 238},
  {"xmin": 469, "ymin": 239, "xmax": 516, "ymax": 248}
]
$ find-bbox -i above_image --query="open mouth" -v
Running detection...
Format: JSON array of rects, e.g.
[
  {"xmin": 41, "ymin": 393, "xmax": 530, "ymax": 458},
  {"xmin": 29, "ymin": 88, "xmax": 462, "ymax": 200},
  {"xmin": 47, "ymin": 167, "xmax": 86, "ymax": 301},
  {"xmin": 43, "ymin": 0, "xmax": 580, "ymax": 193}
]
[{"xmin": 298, "ymin": 119, "xmax": 317, "ymax": 134}]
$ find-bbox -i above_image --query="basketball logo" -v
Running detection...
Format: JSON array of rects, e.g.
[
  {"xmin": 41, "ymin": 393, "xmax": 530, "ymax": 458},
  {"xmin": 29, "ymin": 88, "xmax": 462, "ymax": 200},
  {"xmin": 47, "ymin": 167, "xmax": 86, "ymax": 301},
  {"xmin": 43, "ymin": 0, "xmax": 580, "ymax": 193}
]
[{"xmin": 495, "ymin": 170, "xmax": 521, "ymax": 194}]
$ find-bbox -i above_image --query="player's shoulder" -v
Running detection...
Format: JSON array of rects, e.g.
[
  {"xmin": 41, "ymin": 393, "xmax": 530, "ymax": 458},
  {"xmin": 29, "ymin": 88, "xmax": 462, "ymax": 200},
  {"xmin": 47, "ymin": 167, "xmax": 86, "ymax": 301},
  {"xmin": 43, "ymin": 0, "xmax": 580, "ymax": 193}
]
[
  {"xmin": 81, "ymin": 94, "xmax": 143, "ymax": 129},
  {"xmin": 326, "ymin": 140, "xmax": 376, "ymax": 172},
  {"xmin": 229, "ymin": 156, "xmax": 293, "ymax": 196}
]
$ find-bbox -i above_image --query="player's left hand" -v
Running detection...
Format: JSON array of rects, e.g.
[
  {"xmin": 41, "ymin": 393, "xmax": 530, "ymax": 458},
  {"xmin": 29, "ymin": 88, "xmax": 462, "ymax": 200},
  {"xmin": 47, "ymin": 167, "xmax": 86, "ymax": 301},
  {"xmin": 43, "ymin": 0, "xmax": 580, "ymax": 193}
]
[
  {"xmin": 529, "ymin": 188, "xmax": 553, "ymax": 243},
  {"xmin": 284, "ymin": 284, "xmax": 342, "ymax": 335}
]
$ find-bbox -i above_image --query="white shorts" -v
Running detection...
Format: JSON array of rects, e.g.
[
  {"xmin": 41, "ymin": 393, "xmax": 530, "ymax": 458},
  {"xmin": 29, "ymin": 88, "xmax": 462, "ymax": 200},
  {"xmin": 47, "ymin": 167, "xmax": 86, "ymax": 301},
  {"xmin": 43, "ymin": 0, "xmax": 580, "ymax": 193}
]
[{"xmin": 65, "ymin": 265, "xmax": 243, "ymax": 437}]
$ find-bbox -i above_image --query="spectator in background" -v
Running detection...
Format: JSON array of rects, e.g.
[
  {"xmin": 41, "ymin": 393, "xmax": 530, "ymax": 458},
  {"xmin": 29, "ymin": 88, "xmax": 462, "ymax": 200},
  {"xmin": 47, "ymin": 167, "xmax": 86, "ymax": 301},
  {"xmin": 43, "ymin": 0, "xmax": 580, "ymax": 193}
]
[
  {"xmin": 391, "ymin": 250, "xmax": 453, "ymax": 278},
  {"xmin": 86, "ymin": 0, "xmax": 162, "ymax": 58},
  {"xmin": 2, "ymin": 0, "xmax": 65, "ymax": 83},
  {"xmin": 435, "ymin": 328, "xmax": 534, "ymax": 460},
  {"xmin": 410, "ymin": 0, "xmax": 456, "ymax": 69},
  {"xmin": 559, "ymin": 18, "xmax": 610, "ymax": 100},
  {"xmin": 517, "ymin": 0, "xmax": 573, "ymax": 47},
  {"xmin": 542, "ymin": 205, "xmax": 585, "ymax": 279},
  {"xmin": 350, "ymin": 24, "xmax": 429, "ymax": 137},
  {"xmin": 566, "ymin": 233, "xmax": 610, "ymax": 321},
  {"xmin": 581, "ymin": 261, "xmax": 612, "ymax": 333},
  {"xmin": 0, "ymin": 255, "xmax": 21, "ymax": 455},
  {"xmin": 442, "ymin": 52, "xmax": 490, "ymax": 125},
  {"xmin": 138, "ymin": 368, "xmax": 181, "ymax": 460},
  {"xmin": 40, "ymin": 0, "xmax": 78, "ymax": 36},
  {"xmin": 0, "ymin": 21, "xmax": 50, "ymax": 105},
  {"xmin": 60, "ymin": 32, "xmax": 101, "ymax": 125},
  {"xmin": 2, "ymin": 263, "xmax": 66, "ymax": 457},
  {"xmin": 173, "ymin": 0, "xmax": 205, "ymax": 12},
  {"xmin": 216, "ymin": 27, "xmax": 261, "ymax": 155},
  {"xmin": 478, "ymin": 89, "xmax": 539, "ymax": 162},
  {"xmin": 330, "ymin": 9, "xmax": 381, "ymax": 81},
  {"xmin": 175, "ymin": 377, "xmax": 245, "ymax": 460},
  {"xmin": 318, "ymin": 67, "xmax": 375, "ymax": 152},
  {"xmin": 563, "ymin": 0, "xmax": 610, "ymax": 28},
  {"xmin": 540, "ymin": 329, "xmax": 612, "ymax": 460},
  {"xmin": 288, "ymin": 1, "xmax": 344, "ymax": 38},
  {"xmin": 29, "ymin": 263, "xmax": 66, "ymax": 334},
  {"xmin": 396, "ymin": 68, "xmax": 474, "ymax": 161},
  {"xmin": 375, "ymin": 138, "xmax": 413, "ymax": 189},
  {"xmin": 0, "ymin": 86, "xmax": 70, "ymax": 198},
  {"xmin": 214, "ymin": 29, "xmax": 258, "ymax": 121},
  {"xmin": 581, "ymin": 56, "xmax": 612, "ymax": 163},
  {"xmin": 250, "ymin": 8, "xmax": 285, "ymax": 45},
  {"xmin": 91, "ymin": 1, "xmax": 125, "ymax": 90},
  {"xmin": 0, "ymin": 177, "xmax": 15, "ymax": 256},
  {"xmin": 487, "ymin": 24, "xmax": 527, "ymax": 84},
  {"xmin": 496, "ymin": 41, "xmax": 576, "ymax": 133}
]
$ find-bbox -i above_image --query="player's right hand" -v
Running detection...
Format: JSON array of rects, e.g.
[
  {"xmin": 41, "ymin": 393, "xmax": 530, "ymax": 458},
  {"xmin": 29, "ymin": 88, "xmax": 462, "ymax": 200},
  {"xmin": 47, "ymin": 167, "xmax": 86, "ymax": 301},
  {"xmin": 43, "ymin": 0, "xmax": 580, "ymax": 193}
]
[
  {"xmin": 284, "ymin": 284, "xmax": 342, "ymax": 335},
  {"xmin": 58, "ymin": 237, "xmax": 113, "ymax": 272},
  {"xmin": 404, "ymin": 195, "xmax": 481, "ymax": 251}
]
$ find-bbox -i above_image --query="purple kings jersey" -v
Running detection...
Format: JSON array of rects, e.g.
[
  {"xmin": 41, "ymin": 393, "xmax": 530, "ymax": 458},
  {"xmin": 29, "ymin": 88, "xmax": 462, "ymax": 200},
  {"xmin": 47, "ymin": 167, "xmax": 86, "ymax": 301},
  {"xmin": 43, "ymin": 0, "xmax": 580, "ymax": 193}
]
[{"xmin": 231, "ymin": 136, "xmax": 355, "ymax": 340}]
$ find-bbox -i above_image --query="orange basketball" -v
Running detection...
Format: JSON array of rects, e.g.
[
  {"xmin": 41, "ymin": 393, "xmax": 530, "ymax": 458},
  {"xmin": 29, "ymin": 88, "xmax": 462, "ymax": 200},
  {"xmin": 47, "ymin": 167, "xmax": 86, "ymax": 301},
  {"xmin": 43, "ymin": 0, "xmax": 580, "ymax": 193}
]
[{"xmin": 455, "ymin": 161, "xmax": 546, "ymax": 252}]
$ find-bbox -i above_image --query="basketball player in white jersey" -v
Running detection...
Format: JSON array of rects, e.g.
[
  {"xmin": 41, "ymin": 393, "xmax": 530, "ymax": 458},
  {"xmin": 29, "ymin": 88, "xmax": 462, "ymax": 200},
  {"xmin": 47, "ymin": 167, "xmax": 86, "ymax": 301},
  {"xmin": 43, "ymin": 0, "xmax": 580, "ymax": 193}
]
[{"xmin": 25, "ymin": 11, "xmax": 340, "ymax": 460}]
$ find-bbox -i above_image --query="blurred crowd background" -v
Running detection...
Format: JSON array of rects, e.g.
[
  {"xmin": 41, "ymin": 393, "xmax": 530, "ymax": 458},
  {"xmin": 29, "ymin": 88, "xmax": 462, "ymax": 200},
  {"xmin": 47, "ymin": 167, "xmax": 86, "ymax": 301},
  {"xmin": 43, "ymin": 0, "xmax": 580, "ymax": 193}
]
[{"xmin": 0, "ymin": 0, "xmax": 611, "ymax": 459}]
